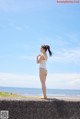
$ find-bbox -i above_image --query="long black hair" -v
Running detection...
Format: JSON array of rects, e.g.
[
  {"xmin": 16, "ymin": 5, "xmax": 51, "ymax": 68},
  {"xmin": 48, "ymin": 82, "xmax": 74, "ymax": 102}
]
[{"xmin": 41, "ymin": 45, "xmax": 52, "ymax": 56}]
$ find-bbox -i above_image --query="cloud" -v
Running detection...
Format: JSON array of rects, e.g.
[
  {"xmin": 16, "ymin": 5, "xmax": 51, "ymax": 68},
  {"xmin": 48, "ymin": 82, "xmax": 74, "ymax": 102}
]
[
  {"xmin": 69, "ymin": 78, "xmax": 80, "ymax": 86},
  {"xmin": 66, "ymin": 32, "xmax": 80, "ymax": 44},
  {"xmin": 39, "ymin": 33, "xmax": 80, "ymax": 65},
  {"xmin": 0, "ymin": 72, "xmax": 39, "ymax": 88},
  {"xmin": 9, "ymin": 21, "xmax": 24, "ymax": 31},
  {"xmin": 47, "ymin": 73, "xmax": 80, "ymax": 89},
  {"xmin": 50, "ymin": 48, "xmax": 80, "ymax": 65},
  {"xmin": 0, "ymin": 0, "xmax": 53, "ymax": 12},
  {"xmin": 0, "ymin": 48, "xmax": 80, "ymax": 65},
  {"xmin": 0, "ymin": 72, "xmax": 80, "ymax": 89},
  {"xmin": 0, "ymin": 19, "xmax": 29, "ymax": 31},
  {"xmin": 15, "ymin": 26, "xmax": 22, "ymax": 31},
  {"xmin": 0, "ymin": 54, "xmax": 35, "ymax": 61},
  {"xmin": 17, "ymin": 55, "xmax": 35, "ymax": 61}
]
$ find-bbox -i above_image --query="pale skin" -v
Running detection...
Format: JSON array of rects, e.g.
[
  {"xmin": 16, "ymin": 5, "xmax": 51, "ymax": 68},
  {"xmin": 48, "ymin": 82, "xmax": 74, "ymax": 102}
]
[
  {"xmin": 36, "ymin": 47, "xmax": 47, "ymax": 99},
  {"xmin": 37, "ymin": 47, "xmax": 47, "ymax": 64}
]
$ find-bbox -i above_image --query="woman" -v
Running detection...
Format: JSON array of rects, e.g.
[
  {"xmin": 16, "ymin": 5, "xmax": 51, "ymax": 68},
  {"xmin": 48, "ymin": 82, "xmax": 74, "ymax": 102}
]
[{"xmin": 36, "ymin": 45, "xmax": 52, "ymax": 99}]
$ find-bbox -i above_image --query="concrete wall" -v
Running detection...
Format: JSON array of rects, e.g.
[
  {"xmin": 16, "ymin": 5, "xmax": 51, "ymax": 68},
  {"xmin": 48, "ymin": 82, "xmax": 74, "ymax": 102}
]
[{"xmin": 0, "ymin": 99, "xmax": 80, "ymax": 119}]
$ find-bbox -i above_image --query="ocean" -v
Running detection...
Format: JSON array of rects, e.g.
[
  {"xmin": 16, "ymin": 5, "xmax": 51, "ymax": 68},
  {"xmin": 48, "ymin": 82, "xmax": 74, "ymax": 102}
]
[{"xmin": 0, "ymin": 86, "xmax": 80, "ymax": 97}]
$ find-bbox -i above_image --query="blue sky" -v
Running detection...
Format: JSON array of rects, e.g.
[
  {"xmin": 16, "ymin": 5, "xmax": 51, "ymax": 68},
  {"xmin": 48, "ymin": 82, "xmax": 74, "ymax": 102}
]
[{"xmin": 0, "ymin": 0, "xmax": 80, "ymax": 89}]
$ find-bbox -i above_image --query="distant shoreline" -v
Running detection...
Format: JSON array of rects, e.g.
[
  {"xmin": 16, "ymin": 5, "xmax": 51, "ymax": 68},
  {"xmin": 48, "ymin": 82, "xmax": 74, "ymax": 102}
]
[
  {"xmin": 0, "ymin": 87, "xmax": 80, "ymax": 97},
  {"xmin": 0, "ymin": 91, "xmax": 80, "ymax": 101}
]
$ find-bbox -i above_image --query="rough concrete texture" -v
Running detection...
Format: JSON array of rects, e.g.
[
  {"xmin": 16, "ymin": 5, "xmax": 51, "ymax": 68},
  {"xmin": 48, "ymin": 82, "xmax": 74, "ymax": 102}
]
[{"xmin": 0, "ymin": 98, "xmax": 80, "ymax": 119}]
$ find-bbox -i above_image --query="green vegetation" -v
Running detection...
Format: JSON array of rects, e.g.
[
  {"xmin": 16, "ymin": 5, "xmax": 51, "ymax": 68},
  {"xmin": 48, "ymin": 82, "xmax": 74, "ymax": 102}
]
[
  {"xmin": 0, "ymin": 91, "xmax": 26, "ymax": 98},
  {"xmin": 0, "ymin": 91, "xmax": 42, "ymax": 99}
]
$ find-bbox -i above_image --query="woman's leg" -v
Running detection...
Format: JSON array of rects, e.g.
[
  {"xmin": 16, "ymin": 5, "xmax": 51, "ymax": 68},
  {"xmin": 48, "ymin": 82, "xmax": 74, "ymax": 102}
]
[{"xmin": 39, "ymin": 68, "xmax": 47, "ymax": 98}]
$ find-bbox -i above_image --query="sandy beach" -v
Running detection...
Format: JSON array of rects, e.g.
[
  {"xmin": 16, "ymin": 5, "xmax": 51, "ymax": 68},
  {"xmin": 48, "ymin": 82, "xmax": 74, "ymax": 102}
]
[{"xmin": 0, "ymin": 96, "xmax": 80, "ymax": 101}]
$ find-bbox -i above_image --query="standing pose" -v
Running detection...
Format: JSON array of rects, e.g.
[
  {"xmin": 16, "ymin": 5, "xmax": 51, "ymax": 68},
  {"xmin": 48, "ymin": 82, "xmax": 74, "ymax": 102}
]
[{"xmin": 36, "ymin": 45, "xmax": 52, "ymax": 99}]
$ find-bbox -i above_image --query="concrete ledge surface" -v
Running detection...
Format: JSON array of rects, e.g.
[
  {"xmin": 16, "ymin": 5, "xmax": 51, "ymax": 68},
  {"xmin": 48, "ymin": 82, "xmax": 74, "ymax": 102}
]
[{"xmin": 0, "ymin": 97, "xmax": 80, "ymax": 119}]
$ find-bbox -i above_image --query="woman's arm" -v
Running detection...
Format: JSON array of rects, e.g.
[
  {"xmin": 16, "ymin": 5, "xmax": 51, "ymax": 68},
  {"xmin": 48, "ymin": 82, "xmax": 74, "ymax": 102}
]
[{"xmin": 36, "ymin": 55, "xmax": 43, "ymax": 64}]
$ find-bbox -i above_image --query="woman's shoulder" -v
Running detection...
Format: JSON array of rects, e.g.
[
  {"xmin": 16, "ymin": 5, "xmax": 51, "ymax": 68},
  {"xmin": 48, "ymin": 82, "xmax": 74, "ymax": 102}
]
[{"xmin": 43, "ymin": 54, "xmax": 48, "ymax": 60}]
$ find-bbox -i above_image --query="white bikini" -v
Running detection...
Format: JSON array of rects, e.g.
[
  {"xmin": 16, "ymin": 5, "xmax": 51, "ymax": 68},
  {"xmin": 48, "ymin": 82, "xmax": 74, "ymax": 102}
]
[{"xmin": 39, "ymin": 54, "xmax": 47, "ymax": 70}]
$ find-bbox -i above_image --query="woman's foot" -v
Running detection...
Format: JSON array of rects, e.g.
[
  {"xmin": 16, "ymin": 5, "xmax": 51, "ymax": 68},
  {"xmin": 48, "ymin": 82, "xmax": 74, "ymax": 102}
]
[
  {"xmin": 40, "ymin": 95, "xmax": 47, "ymax": 99},
  {"xmin": 44, "ymin": 96, "xmax": 47, "ymax": 99}
]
